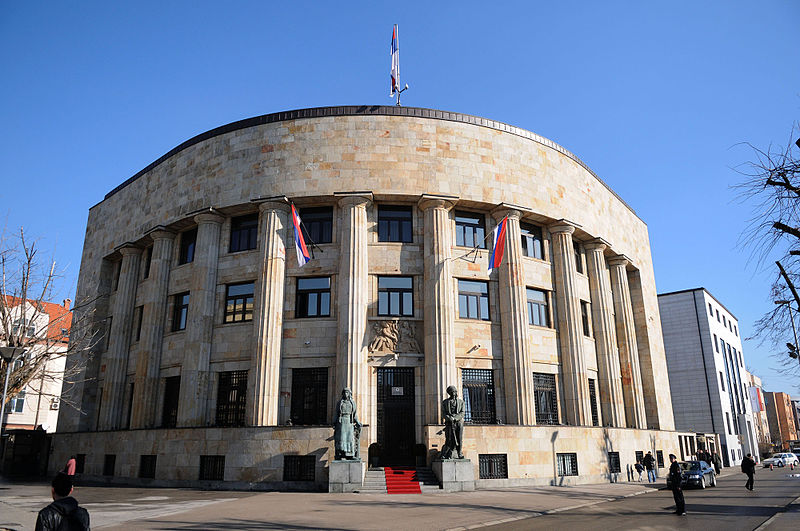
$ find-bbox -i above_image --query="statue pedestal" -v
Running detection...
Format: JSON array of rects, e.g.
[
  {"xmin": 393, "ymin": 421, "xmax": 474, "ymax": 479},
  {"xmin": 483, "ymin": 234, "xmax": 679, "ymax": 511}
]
[
  {"xmin": 328, "ymin": 459, "xmax": 364, "ymax": 493},
  {"xmin": 432, "ymin": 459, "xmax": 475, "ymax": 492}
]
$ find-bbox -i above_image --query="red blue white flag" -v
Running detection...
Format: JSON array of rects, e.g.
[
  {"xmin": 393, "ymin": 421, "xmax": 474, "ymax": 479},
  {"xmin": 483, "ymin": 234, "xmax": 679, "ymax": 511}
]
[
  {"xmin": 488, "ymin": 217, "xmax": 508, "ymax": 273},
  {"xmin": 390, "ymin": 25, "xmax": 399, "ymax": 96},
  {"xmin": 291, "ymin": 204, "xmax": 311, "ymax": 267}
]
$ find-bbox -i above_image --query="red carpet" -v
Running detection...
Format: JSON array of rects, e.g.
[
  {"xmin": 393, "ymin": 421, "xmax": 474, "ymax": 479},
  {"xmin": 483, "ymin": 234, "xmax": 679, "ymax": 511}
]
[{"xmin": 384, "ymin": 467, "xmax": 422, "ymax": 494}]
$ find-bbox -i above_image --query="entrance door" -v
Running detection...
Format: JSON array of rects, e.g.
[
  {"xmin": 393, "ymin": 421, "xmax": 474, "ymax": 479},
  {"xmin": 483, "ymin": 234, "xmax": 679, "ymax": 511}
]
[{"xmin": 377, "ymin": 368, "xmax": 415, "ymax": 466}]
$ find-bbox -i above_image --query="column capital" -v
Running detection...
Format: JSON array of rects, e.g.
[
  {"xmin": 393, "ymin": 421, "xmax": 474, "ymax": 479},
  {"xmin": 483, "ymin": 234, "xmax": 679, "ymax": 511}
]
[
  {"xmin": 252, "ymin": 196, "xmax": 291, "ymax": 214},
  {"xmin": 145, "ymin": 226, "xmax": 176, "ymax": 242},
  {"xmin": 418, "ymin": 194, "xmax": 458, "ymax": 211},
  {"xmin": 584, "ymin": 238, "xmax": 611, "ymax": 252},
  {"xmin": 549, "ymin": 222, "xmax": 576, "ymax": 235},
  {"xmin": 608, "ymin": 254, "xmax": 631, "ymax": 268},
  {"xmin": 335, "ymin": 191, "xmax": 373, "ymax": 208},
  {"xmin": 491, "ymin": 203, "xmax": 531, "ymax": 222},
  {"xmin": 115, "ymin": 243, "xmax": 143, "ymax": 256},
  {"xmin": 194, "ymin": 210, "xmax": 225, "ymax": 225}
]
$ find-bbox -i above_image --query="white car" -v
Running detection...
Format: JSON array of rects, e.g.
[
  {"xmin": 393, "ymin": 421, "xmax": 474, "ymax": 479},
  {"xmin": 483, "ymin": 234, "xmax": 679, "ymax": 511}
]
[{"xmin": 762, "ymin": 452, "xmax": 800, "ymax": 468}]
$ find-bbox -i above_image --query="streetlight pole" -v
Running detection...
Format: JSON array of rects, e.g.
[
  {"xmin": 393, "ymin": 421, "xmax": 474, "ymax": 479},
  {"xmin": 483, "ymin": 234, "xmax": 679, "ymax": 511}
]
[{"xmin": 0, "ymin": 346, "xmax": 28, "ymax": 439}]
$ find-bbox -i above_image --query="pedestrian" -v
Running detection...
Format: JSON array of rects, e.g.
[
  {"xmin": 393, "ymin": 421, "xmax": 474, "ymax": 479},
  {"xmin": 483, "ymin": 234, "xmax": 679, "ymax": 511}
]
[
  {"xmin": 63, "ymin": 455, "xmax": 76, "ymax": 477},
  {"xmin": 35, "ymin": 472, "xmax": 90, "ymax": 530},
  {"xmin": 711, "ymin": 449, "xmax": 722, "ymax": 474},
  {"xmin": 643, "ymin": 451, "xmax": 657, "ymax": 483},
  {"xmin": 668, "ymin": 454, "xmax": 686, "ymax": 516},
  {"xmin": 742, "ymin": 453, "xmax": 756, "ymax": 491},
  {"xmin": 634, "ymin": 459, "xmax": 644, "ymax": 482}
]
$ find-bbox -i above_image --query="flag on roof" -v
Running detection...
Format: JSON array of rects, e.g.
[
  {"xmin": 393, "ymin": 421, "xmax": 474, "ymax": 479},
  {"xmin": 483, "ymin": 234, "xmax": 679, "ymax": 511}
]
[
  {"xmin": 291, "ymin": 204, "xmax": 311, "ymax": 266},
  {"xmin": 390, "ymin": 25, "xmax": 399, "ymax": 96},
  {"xmin": 488, "ymin": 217, "xmax": 508, "ymax": 273}
]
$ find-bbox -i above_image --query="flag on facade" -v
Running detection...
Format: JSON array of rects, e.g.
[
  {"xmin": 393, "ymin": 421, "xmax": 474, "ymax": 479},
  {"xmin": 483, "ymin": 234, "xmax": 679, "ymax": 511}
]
[
  {"xmin": 488, "ymin": 217, "xmax": 508, "ymax": 273},
  {"xmin": 291, "ymin": 204, "xmax": 311, "ymax": 266},
  {"xmin": 390, "ymin": 24, "xmax": 399, "ymax": 96}
]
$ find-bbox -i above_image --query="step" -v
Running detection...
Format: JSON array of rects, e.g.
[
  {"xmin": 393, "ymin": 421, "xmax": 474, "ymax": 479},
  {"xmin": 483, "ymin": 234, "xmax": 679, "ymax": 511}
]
[{"xmin": 384, "ymin": 466, "xmax": 421, "ymax": 494}]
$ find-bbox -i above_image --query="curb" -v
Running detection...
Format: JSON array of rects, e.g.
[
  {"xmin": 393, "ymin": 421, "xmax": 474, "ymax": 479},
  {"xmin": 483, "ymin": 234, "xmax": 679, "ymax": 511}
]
[{"xmin": 754, "ymin": 494, "xmax": 800, "ymax": 530}]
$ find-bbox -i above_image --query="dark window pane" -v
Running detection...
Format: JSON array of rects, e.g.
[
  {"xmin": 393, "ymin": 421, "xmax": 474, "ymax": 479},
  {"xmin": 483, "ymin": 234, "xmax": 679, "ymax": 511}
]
[
  {"xmin": 291, "ymin": 368, "xmax": 328, "ymax": 425},
  {"xmin": 296, "ymin": 277, "xmax": 332, "ymax": 318},
  {"xmin": 455, "ymin": 211, "xmax": 486, "ymax": 249},
  {"xmin": 299, "ymin": 207, "xmax": 333, "ymax": 244},
  {"xmin": 179, "ymin": 228, "xmax": 197, "ymax": 265},
  {"xmin": 378, "ymin": 206, "xmax": 413, "ymax": 243},
  {"xmin": 230, "ymin": 214, "xmax": 259, "ymax": 252},
  {"xmin": 377, "ymin": 276, "xmax": 414, "ymax": 317}
]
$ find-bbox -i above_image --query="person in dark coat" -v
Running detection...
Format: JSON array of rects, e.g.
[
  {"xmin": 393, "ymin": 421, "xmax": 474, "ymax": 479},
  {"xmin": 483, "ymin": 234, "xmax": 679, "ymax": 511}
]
[
  {"xmin": 643, "ymin": 451, "xmax": 657, "ymax": 483},
  {"xmin": 668, "ymin": 454, "xmax": 686, "ymax": 515},
  {"xmin": 35, "ymin": 473, "xmax": 90, "ymax": 531},
  {"xmin": 742, "ymin": 453, "xmax": 757, "ymax": 491},
  {"xmin": 711, "ymin": 449, "xmax": 723, "ymax": 474}
]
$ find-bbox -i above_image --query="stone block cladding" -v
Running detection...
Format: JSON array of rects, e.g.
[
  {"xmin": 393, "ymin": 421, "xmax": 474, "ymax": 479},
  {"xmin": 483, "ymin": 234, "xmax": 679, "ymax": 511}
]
[{"xmin": 56, "ymin": 106, "xmax": 677, "ymax": 490}]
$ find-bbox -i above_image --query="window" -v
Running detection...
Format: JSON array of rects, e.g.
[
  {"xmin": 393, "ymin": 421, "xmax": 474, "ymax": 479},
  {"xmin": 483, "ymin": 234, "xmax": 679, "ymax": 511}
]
[
  {"xmin": 714, "ymin": 334, "xmax": 718, "ymax": 352},
  {"xmin": 458, "ymin": 280, "xmax": 490, "ymax": 321},
  {"xmin": 588, "ymin": 379, "xmax": 599, "ymax": 426},
  {"xmin": 142, "ymin": 246, "xmax": 152, "ymax": 279},
  {"xmin": 520, "ymin": 223, "xmax": 544, "ymax": 259},
  {"xmin": 573, "ymin": 242, "xmax": 583, "ymax": 274},
  {"xmin": 199, "ymin": 455, "xmax": 225, "ymax": 481},
  {"xmin": 462, "ymin": 368, "xmax": 496, "ymax": 424},
  {"xmin": 296, "ymin": 277, "xmax": 332, "ymax": 318},
  {"xmin": 533, "ymin": 373, "xmax": 558, "ymax": 425},
  {"xmin": 103, "ymin": 454, "xmax": 116, "ymax": 476},
  {"xmin": 378, "ymin": 206, "xmax": 413, "ymax": 243},
  {"xmin": 719, "ymin": 372, "xmax": 725, "ymax": 392},
  {"xmin": 580, "ymin": 300, "xmax": 592, "ymax": 337},
  {"xmin": 75, "ymin": 454, "xmax": 86, "ymax": 474},
  {"xmin": 112, "ymin": 261, "xmax": 121, "ymax": 290},
  {"xmin": 734, "ymin": 325, "xmax": 738, "ymax": 336},
  {"xmin": 455, "ymin": 211, "xmax": 486, "ymax": 248},
  {"xmin": 557, "ymin": 453, "xmax": 579, "ymax": 476},
  {"xmin": 224, "ymin": 282, "xmax": 254, "ymax": 323},
  {"xmin": 230, "ymin": 214, "xmax": 258, "ymax": 252},
  {"xmin": 10, "ymin": 391, "xmax": 25, "ymax": 413},
  {"xmin": 178, "ymin": 228, "xmax": 197, "ymax": 265},
  {"xmin": 726, "ymin": 412, "xmax": 732, "ymax": 434},
  {"xmin": 215, "ymin": 370, "xmax": 248, "ymax": 427},
  {"xmin": 105, "ymin": 317, "xmax": 113, "ymax": 350},
  {"xmin": 133, "ymin": 306, "xmax": 143, "ymax": 342},
  {"xmin": 378, "ymin": 276, "xmax": 413, "ymax": 316},
  {"xmin": 139, "ymin": 455, "xmax": 157, "ymax": 479},
  {"xmin": 608, "ymin": 452, "xmax": 621, "ymax": 473},
  {"xmin": 723, "ymin": 315, "xmax": 726, "ymax": 327},
  {"xmin": 478, "ymin": 454, "xmax": 508, "ymax": 479},
  {"xmin": 291, "ymin": 368, "xmax": 328, "ymax": 425},
  {"xmin": 527, "ymin": 288, "xmax": 549, "ymax": 327},
  {"xmin": 300, "ymin": 206, "xmax": 333, "ymax": 244},
  {"xmin": 716, "ymin": 309, "xmax": 720, "ymax": 322},
  {"xmin": 738, "ymin": 448, "xmax": 742, "ymax": 460},
  {"xmin": 708, "ymin": 303, "xmax": 713, "ymax": 316},
  {"xmin": 171, "ymin": 292, "xmax": 189, "ymax": 331},
  {"xmin": 635, "ymin": 450, "xmax": 644, "ymax": 463},
  {"xmin": 283, "ymin": 455, "xmax": 316, "ymax": 481},
  {"xmin": 126, "ymin": 382, "xmax": 135, "ymax": 429},
  {"xmin": 161, "ymin": 376, "xmax": 180, "ymax": 428},
  {"xmin": 657, "ymin": 450, "xmax": 664, "ymax": 468},
  {"xmin": 731, "ymin": 449, "xmax": 735, "ymax": 463}
]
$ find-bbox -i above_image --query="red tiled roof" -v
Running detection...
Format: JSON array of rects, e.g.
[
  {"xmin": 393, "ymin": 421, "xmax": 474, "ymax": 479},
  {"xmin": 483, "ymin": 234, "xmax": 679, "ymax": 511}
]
[{"xmin": 3, "ymin": 295, "xmax": 72, "ymax": 344}]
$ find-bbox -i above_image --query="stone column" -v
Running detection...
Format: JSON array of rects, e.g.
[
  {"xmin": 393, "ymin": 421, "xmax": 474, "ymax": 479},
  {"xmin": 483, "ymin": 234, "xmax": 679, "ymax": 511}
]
[
  {"xmin": 335, "ymin": 193, "xmax": 372, "ymax": 416},
  {"xmin": 177, "ymin": 211, "xmax": 224, "ymax": 427},
  {"xmin": 609, "ymin": 255, "xmax": 647, "ymax": 429},
  {"xmin": 130, "ymin": 229, "xmax": 175, "ymax": 428},
  {"xmin": 584, "ymin": 239, "xmax": 626, "ymax": 427},
  {"xmin": 419, "ymin": 196, "xmax": 458, "ymax": 424},
  {"xmin": 493, "ymin": 208, "xmax": 534, "ymax": 425},
  {"xmin": 549, "ymin": 223, "xmax": 591, "ymax": 426},
  {"xmin": 98, "ymin": 244, "xmax": 141, "ymax": 430},
  {"xmin": 247, "ymin": 200, "xmax": 289, "ymax": 426}
]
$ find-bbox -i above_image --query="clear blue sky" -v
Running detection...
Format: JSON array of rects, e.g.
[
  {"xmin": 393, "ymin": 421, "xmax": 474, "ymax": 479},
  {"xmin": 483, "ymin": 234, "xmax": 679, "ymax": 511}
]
[{"xmin": 2, "ymin": 2, "xmax": 799, "ymax": 393}]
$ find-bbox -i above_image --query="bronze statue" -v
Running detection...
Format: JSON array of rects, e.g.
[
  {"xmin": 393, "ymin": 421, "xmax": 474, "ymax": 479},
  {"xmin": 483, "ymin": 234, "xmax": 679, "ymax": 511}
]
[
  {"xmin": 333, "ymin": 387, "xmax": 361, "ymax": 460},
  {"xmin": 441, "ymin": 385, "xmax": 465, "ymax": 459}
]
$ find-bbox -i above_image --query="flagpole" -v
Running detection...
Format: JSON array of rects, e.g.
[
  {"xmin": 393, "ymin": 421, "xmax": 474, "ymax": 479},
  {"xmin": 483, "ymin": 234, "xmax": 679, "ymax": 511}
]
[{"xmin": 391, "ymin": 24, "xmax": 409, "ymax": 106}]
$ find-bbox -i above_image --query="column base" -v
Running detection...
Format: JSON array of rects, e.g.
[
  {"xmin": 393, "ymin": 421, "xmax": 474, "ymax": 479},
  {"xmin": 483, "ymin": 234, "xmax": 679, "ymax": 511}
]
[
  {"xmin": 432, "ymin": 459, "xmax": 475, "ymax": 492},
  {"xmin": 328, "ymin": 459, "xmax": 364, "ymax": 493}
]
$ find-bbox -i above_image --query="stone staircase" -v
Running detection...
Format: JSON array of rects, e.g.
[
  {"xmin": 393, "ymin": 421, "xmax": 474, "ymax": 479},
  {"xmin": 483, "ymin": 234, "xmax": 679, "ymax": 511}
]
[
  {"xmin": 416, "ymin": 466, "xmax": 441, "ymax": 493},
  {"xmin": 357, "ymin": 467, "xmax": 440, "ymax": 494}
]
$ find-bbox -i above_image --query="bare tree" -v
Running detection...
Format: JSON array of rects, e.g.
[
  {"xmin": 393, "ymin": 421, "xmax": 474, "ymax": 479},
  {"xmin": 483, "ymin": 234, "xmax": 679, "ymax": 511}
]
[
  {"xmin": 0, "ymin": 227, "xmax": 97, "ymax": 415},
  {"xmin": 735, "ymin": 127, "xmax": 800, "ymax": 383}
]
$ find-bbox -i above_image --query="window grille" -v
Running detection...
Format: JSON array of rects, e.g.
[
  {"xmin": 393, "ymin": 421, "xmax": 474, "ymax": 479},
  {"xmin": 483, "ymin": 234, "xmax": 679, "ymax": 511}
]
[
  {"xmin": 199, "ymin": 455, "xmax": 225, "ymax": 481},
  {"xmin": 458, "ymin": 280, "xmax": 490, "ymax": 321},
  {"xmin": 526, "ymin": 288, "xmax": 549, "ymax": 327},
  {"xmin": 520, "ymin": 223, "xmax": 544, "ymax": 259},
  {"xmin": 224, "ymin": 282, "xmax": 254, "ymax": 323},
  {"xmin": 533, "ymin": 373, "xmax": 558, "ymax": 425},
  {"xmin": 462, "ymin": 369, "xmax": 495, "ymax": 424},
  {"xmin": 378, "ymin": 276, "xmax": 413, "ymax": 316},
  {"xmin": 162, "ymin": 376, "xmax": 180, "ymax": 428},
  {"xmin": 172, "ymin": 292, "xmax": 189, "ymax": 331},
  {"xmin": 635, "ymin": 450, "xmax": 644, "ymax": 463},
  {"xmin": 215, "ymin": 370, "xmax": 248, "ymax": 427},
  {"xmin": 478, "ymin": 454, "xmax": 508, "ymax": 479},
  {"xmin": 378, "ymin": 206, "xmax": 413, "ymax": 242},
  {"xmin": 455, "ymin": 211, "xmax": 486, "ymax": 248},
  {"xmin": 103, "ymin": 454, "xmax": 116, "ymax": 476},
  {"xmin": 296, "ymin": 277, "xmax": 332, "ymax": 318},
  {"xmin": 608, "ymin": 452, "xmax": 621, "ymax": 473},
  {"xmin": 291, "ymin": 368, "xmax": 328, "ymax": 425},
  {"xmin": 656, "ymin": 450, "xmax": 664, "ymax": 468},
  {"xmin": 588, "ymin": 379, "xmax": 599, "ymax": 426},
  {"xmin": 300, "ymin": 206, "xmax": 333, "ymax": 244},
  {"xmin": 230, "ymin": 214, "xmax": 258, "ymax": 252},
  {"xmin": 557, "ymin": 453, "xmax": 578, "ymax": 476},
  {"xmin": 139, "ymin": 455, "xmax": 157, "ymax": 479},
  {"xmin": 283, "ymin": 455, "xmax": 316, "ymax": 481},
  {"xmin": 75, "ymin": 454, "xmax": 86, "ymax": 474},
  {"xmin": 178, "ymin": 228, "xmax": 197, "ymax": 265}
]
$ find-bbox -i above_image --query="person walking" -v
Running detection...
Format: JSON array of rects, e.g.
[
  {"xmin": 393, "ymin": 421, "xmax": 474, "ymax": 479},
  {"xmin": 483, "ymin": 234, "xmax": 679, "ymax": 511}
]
[
  {"xmin": 35, "ymin": 473, "xmax": 90, "ymax": 530},
  {"xmin": 643, "ymin": 451, "xmax": 657, "ymax": 483},
  {"xmin": 742, "ymin": 453, "xmax": 756, "ymax": 491},
  {"xmin": 711, "ymin": 449, "xmax": 722, "ymax": 474},
  {"xmin": 668, "ymin": 454, "xmax": 686, "ymax": 516},
  {"xmin": 634, "ymin": 460, "xmax": 644, "ymax": 482}
]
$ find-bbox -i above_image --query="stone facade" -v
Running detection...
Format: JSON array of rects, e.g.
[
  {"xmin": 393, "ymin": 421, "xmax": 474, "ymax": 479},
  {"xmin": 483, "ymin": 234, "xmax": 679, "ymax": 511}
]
[{"xmin": 56, "ymin": 106, "xmax": 678, "ymax": 490}]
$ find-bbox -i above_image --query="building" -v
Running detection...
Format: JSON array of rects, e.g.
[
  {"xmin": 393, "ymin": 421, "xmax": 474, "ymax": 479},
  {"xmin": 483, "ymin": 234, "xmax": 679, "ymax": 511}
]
[
  {"xmin": 743, "ymin": 370, "xmax": 771, "ymax": 458},
  {"xmin": 658, "ymin": 288, "xmax": 759, "ymax": 466},
  {"xmin": 764, "ymin": 391, "xmax": 798, "ymax": 450},
  {"xmin": 2, "ymin": 297, "xmax": 72, "ymax": 433},
  {"xmin": 55, "ymin": 105, "xmax": 682, "ymax": 489}
]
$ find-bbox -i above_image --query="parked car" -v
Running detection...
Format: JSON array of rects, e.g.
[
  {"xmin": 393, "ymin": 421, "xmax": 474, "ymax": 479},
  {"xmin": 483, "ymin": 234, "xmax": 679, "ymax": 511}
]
[
  {"xmin": 762, "ymin": 453, "xmax": 800, "ymax": 467},
  {"xmin": 666, "ymin": 460, "xmax": 717, "ymax": 489}
]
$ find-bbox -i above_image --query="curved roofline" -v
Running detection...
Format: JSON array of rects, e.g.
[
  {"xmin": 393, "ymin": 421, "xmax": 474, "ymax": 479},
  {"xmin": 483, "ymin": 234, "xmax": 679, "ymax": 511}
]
[{"xmin": 102, "ymin": 105, "xmax": 637, "ymax": 218}]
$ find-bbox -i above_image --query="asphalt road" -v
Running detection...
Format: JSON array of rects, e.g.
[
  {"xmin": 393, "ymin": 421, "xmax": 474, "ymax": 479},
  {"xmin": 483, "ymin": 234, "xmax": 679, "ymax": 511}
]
[{"xmin": 483, "ymin": 470, "xmax": 800, "ymax": 530}]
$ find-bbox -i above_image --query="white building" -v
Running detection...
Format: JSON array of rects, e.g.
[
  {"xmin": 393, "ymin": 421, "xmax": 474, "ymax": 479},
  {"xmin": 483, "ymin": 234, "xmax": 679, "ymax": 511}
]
[{"xmin": 658, "ymin": 288, "xmax": 759, "ymax": 466}]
